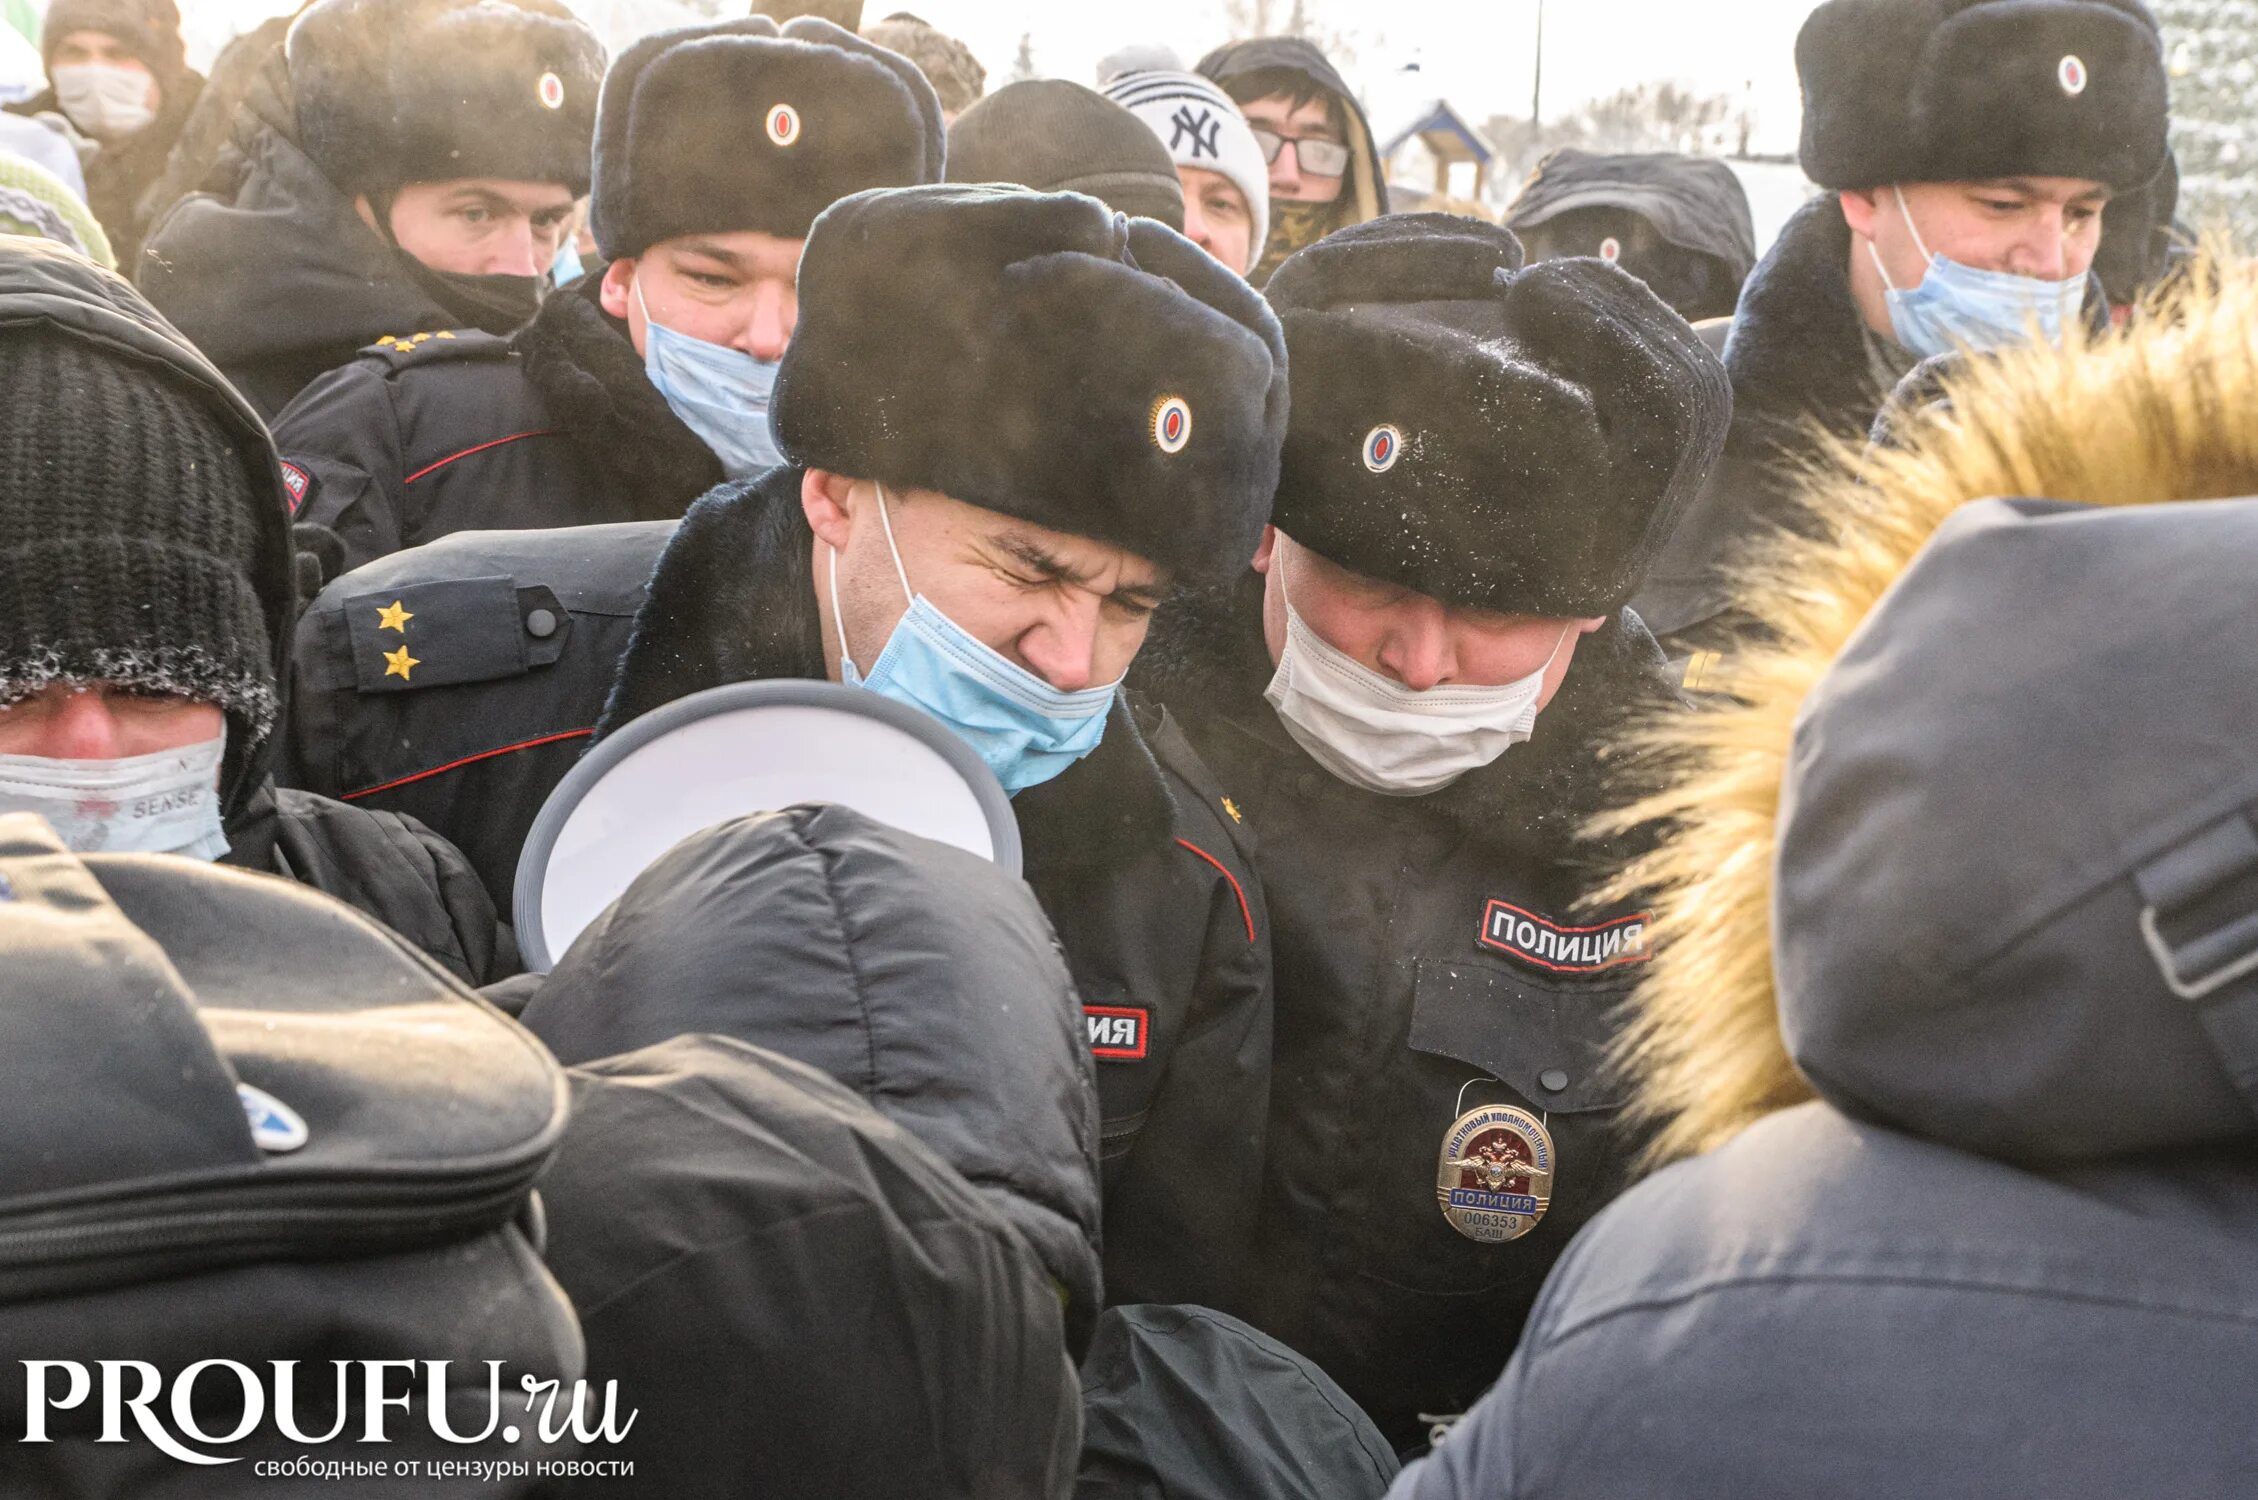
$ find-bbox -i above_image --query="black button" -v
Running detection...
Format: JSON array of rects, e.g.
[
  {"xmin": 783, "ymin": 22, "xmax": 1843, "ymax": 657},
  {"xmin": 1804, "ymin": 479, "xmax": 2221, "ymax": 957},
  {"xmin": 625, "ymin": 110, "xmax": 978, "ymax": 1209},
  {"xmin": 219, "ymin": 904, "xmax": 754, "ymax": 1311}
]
[
  {"xmin": 1538, "ymin": 1068, "xmax": 1569, "ymax": 1093},
  {"xmin": 525, "ymin": 607, "xmax": 559, "ymax": 639},
  {"xmin": 1295, "ymin": 771, "xmax": 1324, "ymax": 798}
]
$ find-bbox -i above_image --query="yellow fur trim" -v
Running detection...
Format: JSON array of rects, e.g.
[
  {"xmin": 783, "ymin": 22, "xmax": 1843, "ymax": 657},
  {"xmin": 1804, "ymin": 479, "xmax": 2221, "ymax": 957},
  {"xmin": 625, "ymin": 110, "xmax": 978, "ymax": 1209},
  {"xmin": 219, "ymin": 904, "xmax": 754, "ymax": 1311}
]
[{"xmin": 1606, "ymin": 252, "xmax": 2258, "ymax": 1166}]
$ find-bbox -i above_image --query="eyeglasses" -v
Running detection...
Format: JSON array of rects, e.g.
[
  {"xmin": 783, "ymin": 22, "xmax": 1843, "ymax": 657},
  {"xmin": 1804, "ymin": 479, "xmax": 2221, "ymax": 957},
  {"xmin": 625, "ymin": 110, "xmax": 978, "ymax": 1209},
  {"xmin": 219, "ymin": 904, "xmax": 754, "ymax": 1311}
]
[{"xmin": 1248, "ymin": 128, "xmax": 1351, "ymax": 179}]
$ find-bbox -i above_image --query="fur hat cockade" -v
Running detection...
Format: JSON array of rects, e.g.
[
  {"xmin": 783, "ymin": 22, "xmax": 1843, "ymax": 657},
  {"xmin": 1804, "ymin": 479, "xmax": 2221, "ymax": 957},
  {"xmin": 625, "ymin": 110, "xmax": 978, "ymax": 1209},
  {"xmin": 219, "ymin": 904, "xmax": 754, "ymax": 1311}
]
[
  {"xmin": 287, "ymin": 0, "xmax": 605, "ymax": 200},
  {"xmin": 1797, "ymin": 0, "xmax": 2169, "ymax": 192},
  {"xmin": 591, "ymin": 16, "xmax": 943, "ymax": 260},
  {"xmin": 772, "ymin": 184, "xmax": 1289, "ymax": 585},
  {"xmin": 1263, "ymin": 213, "xmax": 1732, "ymax": 617}
]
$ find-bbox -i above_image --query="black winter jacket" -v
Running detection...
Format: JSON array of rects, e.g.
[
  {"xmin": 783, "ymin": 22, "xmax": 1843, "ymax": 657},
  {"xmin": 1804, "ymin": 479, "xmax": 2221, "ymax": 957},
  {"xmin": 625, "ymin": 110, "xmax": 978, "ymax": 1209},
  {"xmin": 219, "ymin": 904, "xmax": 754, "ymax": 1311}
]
[
  {"xmin": 1135, "ymin": 578, "xmax": 1678, "ymax": 1447},
  {"xmin": 0, "ymin": 240, "xmax": 514, "ymax": 985},
  {"xmin": 543, "ymin": 1032, "xmax": 1082, "ymax": 1497},
  {"xmin": 270, "ymin": 272, "xmax": 722, "ymax": 574},
  {"xmin": 525, "ymin": 804, "xmax": 1105, "ymax": 1347},
  {"xmin": 137, "ymin": 53, "xmax": 464, "ymax": 418}
]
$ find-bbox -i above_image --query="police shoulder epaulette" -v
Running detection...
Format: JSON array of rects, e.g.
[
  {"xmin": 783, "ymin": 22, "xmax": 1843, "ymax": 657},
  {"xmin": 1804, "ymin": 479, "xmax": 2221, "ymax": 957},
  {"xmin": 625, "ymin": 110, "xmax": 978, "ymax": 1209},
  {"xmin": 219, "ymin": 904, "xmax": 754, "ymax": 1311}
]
[{"xmin": 359, "ymin": 328, "xmax": 512, "ymax": 367}]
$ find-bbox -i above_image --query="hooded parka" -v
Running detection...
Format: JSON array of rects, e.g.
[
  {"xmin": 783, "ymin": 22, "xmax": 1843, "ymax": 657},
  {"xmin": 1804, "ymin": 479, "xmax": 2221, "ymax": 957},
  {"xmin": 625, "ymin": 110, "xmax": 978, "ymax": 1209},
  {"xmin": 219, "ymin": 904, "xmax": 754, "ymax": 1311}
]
[
  {"xmin": 1390, "ymin": 263, "xmax": 2258, "ymax": 1500},
  {"xmin": 0, "ymin": 241, "xmax": 513, "ymax": 984},
  {"xmin": 1194, "ymin": 37, "xmax": 1387, "ymax": 284},
  {"xmin": 1135, "ymin": 579, "xmax": 1681, "ymax": 1447}
]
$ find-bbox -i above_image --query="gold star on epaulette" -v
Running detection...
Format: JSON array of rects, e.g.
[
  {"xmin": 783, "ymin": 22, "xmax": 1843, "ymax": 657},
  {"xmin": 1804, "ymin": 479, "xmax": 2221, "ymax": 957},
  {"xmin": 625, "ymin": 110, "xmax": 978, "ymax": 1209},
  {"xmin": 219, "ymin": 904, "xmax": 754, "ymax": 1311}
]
[
  {"xmin": 1221, "ymin": 797, "xmax": 1243, "ymax": 824},
  {"xmin": 383, "ymin": 644, "xmax": 419, "ymax": 682},
  {"xmin": 375, "ymin": 599, "xmax": 413, "ymax": 633}
]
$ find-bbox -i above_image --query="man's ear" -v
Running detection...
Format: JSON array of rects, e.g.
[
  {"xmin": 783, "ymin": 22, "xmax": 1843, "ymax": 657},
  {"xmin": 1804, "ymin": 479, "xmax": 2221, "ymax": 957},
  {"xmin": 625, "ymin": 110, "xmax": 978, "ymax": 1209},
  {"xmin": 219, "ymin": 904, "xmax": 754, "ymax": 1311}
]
[
  {"xmin": 1250, "ymin": 524, "xmax": 1281, "ymax": 574},
  {"xmin": 598, "ymin": 256, "xmax": 638, "ymax": 322},
  {"xmin": 802, "ymin": 469, "xmax": 859, "ymax": 552},
  {"xmin": 1838, "ymin": 187, "xmax": 1882, "ymax": 241}
]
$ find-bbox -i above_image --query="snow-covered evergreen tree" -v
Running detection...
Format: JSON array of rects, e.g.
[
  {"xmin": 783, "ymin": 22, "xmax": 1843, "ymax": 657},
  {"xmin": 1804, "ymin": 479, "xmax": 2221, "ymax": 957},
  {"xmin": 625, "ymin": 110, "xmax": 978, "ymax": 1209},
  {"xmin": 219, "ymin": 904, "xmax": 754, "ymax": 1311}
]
[{"xmin": 2156, "ymin": 0, "xmax": 2258, "ymax": 242}]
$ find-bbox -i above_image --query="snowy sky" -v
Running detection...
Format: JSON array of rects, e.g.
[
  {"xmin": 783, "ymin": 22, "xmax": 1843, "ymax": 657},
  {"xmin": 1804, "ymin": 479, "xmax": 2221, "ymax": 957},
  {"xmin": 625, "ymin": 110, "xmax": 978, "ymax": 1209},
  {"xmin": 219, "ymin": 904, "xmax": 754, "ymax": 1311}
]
[{"xmin": 173, "ymin": 0, "xmax": 1819, "ymax": 156}]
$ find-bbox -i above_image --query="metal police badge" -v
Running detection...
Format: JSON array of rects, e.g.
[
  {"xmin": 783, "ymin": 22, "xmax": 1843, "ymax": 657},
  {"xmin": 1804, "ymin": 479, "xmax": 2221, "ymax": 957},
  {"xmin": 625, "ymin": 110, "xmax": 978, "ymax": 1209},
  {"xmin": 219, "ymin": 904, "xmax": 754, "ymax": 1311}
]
[{"xmin": 1436, "ymin": 1103, "xmax": 1554, "ymax": 1243}]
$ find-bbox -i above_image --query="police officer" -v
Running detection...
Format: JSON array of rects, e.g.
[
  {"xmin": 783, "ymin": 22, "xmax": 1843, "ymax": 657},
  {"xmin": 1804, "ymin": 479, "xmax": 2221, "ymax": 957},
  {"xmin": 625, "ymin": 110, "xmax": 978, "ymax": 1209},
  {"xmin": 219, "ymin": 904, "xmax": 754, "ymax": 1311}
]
[
  {"xmin": 0, "ymin": 240, "xmax": 512, "ymax": 985},
  {"xmin": 271, "ymin": 16, "xmax": 944, "ymax": 576},
  {"xmin": 1135, "ymin": 214, "xmax": 1730, "ymax": 1445},
  {"xmin": 1504, "ymin": 148, "xmax": 1757, "ymax": 325},
  {"xmin": 139, "ymin": 0, "xmax": 606, "ymax": 417},
  {"xmin": 1631, "ymin": 0, "xmax": 2171, "ymax": 656},
  {"xmin": 578, "ymin": 183, "xmax": 1289, "ymax": 1316}
]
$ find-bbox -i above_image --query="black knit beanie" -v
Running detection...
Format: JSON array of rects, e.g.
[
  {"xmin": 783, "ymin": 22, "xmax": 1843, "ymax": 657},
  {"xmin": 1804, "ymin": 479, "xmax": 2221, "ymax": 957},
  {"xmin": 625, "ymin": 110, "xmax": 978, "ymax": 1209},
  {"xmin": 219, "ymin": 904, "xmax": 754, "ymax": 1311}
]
[
  {"xmin": 40, "ymin": 0, "xmax": 187, "ymax": 82},
  {"xmin": 0, "ymin": 328, "xmax": 275, "ymax": 742},
  {"xmin": 946, "ymin": 80, "xmax": 1185, "ymax": 231}
]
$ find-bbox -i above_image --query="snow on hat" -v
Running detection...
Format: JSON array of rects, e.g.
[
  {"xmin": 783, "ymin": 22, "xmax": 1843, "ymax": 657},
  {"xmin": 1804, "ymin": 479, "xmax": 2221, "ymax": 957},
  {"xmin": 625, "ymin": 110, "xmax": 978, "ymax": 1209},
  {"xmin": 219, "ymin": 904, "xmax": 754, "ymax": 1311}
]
[
  {"xmin": 1102, "ymin": 69, "xmax": 1268, "ymax": 275},
  {"xmin": 774, "ymin": 183, "xmax": 1288, "ymax": 585},
  {"xmin": 1264, "ymin": 213, "xmax": 1733, "ymax": 616},
  {"xmin": 287, "ymin": 0, "xmax": 606, "ymax": 199},
  {"xmin": 591, "ymin": 15, "xmax": 942, "ymax": 259}
]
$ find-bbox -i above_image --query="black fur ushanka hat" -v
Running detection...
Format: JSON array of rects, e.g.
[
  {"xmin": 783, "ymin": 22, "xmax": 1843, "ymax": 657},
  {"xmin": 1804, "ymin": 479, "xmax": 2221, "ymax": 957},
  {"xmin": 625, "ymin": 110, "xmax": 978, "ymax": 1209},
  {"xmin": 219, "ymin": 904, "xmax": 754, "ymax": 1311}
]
[
  {"xmin": 287, "ymin": 0, "xmax": 605, "ymax": 199},
  {"xmin": 772, "ymin": 184, "xmax": 1288, "ymax": 586},
  {"xmin": 1796, "ymin": 0, "xmax": 2169, "ymax": 192},
  {"xmin": 1263, "ymin": 213, "xmax": 1731, "ymax": 617},
  {"xmin": 591, "ymin": 16, "xmax": 942, "ymax": 260}
]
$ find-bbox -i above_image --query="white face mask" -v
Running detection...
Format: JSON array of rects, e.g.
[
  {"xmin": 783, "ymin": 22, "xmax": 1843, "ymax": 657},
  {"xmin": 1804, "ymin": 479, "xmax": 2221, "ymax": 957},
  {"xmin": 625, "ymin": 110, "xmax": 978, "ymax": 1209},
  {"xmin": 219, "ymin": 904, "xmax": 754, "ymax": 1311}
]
[
  {"xmin": 49, "ymin": 62, "xmax": 157, "ymax": 139},
  {"xmin": 0, "ymin": 736, "xmax": 229, "ymax": 860},
  {"xmin": 1262, "ymin": 551, "xmax": 1571, "ymax": 797}
]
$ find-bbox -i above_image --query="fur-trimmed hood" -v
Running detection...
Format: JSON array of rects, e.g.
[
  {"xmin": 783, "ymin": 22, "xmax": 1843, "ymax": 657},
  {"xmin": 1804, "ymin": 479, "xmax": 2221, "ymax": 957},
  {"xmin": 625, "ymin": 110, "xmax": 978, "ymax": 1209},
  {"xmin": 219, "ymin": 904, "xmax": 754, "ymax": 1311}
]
[
  {"xmin": 1133, "ymin": 570, "xmax": 1680, "ymax": 859},
  {"xmin": 1613, "ymin": 256, "xmax": 2258, "ymax": 1165}
]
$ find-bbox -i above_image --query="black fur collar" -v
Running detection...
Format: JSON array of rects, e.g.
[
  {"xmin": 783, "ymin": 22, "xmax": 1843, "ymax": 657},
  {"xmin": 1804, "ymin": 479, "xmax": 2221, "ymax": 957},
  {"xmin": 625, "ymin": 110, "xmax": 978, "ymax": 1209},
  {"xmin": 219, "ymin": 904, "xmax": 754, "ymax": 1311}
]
[
  {"xmin": 1132, "ymin": 574, "xmax": 1679, "ymax": 860},
  {"xmin": 1723, "ymin": 194, "xmax": 1888, "ymax": 465},
  {"xmin": 511, "ymin": 274, "xmax": 724, "ymax": 521},
  {"xmin": 595, "ymin": 467, "xmax": 1176, "ymax": 867}
]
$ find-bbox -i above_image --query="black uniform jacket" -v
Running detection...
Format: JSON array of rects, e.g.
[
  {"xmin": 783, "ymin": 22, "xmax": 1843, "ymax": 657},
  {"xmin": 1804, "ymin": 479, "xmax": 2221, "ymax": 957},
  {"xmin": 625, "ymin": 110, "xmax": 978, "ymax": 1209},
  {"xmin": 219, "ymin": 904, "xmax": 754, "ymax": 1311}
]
[
  {"xmin": 280, "ymin": 519, "xmax": 677, "ymax": 917},
  {"xmin": 270, "ymin": 272, "xmax": 723, "ymax": 575},
  {"xmin": 1134, "ymin": 577, "xmax": 1679, "ymax": 1447},
  {"xmin": 598, "ymin": 468, "xmax": 1275, "ymax": 1314},
  {"xmin": 283, "ymin": 466, "xmax": 1273, "ymax": 1312}
]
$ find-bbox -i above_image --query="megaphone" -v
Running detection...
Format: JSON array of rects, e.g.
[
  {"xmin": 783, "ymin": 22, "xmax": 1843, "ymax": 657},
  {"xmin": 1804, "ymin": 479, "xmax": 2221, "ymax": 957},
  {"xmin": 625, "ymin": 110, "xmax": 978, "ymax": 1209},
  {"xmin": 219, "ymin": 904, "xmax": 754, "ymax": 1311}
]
[{"xmin": 513, "ymin": 679, "xmax": 1020, "ymax": 970}]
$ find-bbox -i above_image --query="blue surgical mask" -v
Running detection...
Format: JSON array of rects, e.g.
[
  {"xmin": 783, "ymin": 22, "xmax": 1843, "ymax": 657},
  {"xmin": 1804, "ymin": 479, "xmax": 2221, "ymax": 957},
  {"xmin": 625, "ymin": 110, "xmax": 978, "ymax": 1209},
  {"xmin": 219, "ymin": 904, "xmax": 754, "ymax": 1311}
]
[
  {"xmin": 1870, "ymin": 185, "xmax": 2084, "ymax": 360},
  {"xmin": 551, "ymin": 237, "xmax": 585, "ymax": 287},
  {"xmin": 828, "ymin": 482, "xmax": 1118, "ymax": 795},
  {"xmin": 635, "ymin": 275, "xmax": 783, "ymax": 479}
]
